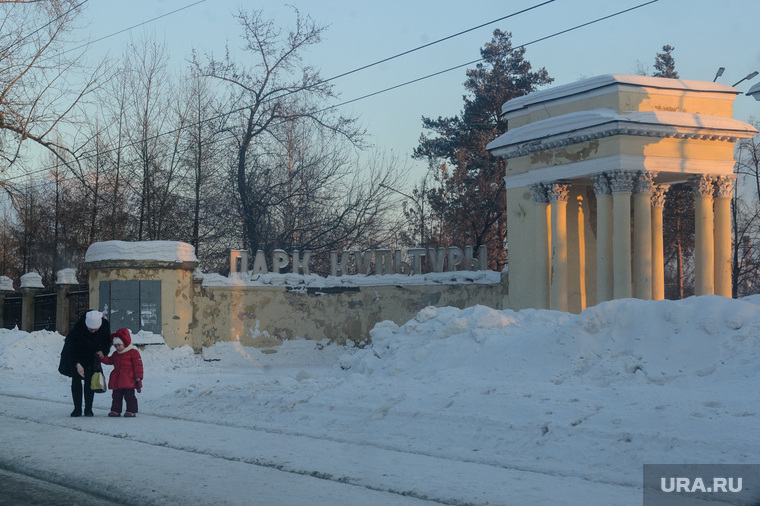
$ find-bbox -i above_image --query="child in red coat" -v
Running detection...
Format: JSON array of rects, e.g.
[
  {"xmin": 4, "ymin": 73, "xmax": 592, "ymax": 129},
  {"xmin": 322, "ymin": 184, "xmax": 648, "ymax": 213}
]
[{"xmin": 97, "ymin": 328, "xmax": 144, "ymax": 417}]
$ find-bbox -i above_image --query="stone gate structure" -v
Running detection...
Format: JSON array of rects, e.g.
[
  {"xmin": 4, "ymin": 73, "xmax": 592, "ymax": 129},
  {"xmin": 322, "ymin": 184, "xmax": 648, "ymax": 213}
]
[{"xmin": 487, "ymin": 74, "xmax": 757, "ymax": 313}]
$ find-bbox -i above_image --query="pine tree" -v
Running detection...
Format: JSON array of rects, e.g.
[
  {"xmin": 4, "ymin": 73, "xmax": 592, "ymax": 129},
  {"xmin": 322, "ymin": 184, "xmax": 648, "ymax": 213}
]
[
  {"xmin": 653, "ymin": 45, "xmax": 679, "ymax": 79},
  {"xmin": 413, "ymin": 30, "xmax": 552, "ymax": 271}
]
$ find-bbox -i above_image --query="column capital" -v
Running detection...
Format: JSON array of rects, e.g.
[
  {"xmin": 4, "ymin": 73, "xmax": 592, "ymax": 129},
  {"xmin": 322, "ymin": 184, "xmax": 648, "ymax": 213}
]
[
  {"xmin": 609, "ymin": 171, "xmax": 636, "ymax": 193},
  {"xmin": 651, "ymin": 185, "xmax": 669, "ymax": 208},
  {"xmin": 531, "ymin": 183, "xmax": 551, "ymax": 203},
  {"xmin": 547, "ymin": 181, "xmax": 571, "ymax": 202},
  {"xmin": 591, "ymin": 173, "xmax": 612, "ymax": 195},
  {"xmin": 633, "ymin": 170, "xmax": 658, "ymax": 194},
  {"xmin": 691, "ymin": 174, "xmax": 716, "ymax": 198},
  {"xmin": 713, "ymin": 175, "xmax": 736, "ymax": 199}
]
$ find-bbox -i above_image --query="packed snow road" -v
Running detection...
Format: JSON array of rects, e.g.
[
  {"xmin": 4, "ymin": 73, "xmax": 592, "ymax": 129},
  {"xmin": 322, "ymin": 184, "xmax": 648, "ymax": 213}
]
[{"xmin": 0, "ymin": 393, "xmax": 633, "ymax": 505}]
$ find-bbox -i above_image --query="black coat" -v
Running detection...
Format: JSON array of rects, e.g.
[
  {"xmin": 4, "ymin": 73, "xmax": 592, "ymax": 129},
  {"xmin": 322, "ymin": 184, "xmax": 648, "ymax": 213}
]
[{"xmin": 58, "ymin": 312, "xmax": 112, "ymax": 378}]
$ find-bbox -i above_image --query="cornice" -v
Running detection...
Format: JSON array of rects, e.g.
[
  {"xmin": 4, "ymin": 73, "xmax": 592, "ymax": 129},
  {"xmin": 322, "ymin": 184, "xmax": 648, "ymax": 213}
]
[{"xmin": 491, "ymin": 124, "xmax": 747, "ymax": 160}]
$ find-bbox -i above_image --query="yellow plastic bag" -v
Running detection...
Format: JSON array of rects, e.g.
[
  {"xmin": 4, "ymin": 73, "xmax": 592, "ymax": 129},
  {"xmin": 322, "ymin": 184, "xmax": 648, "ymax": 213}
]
[{"xmin": 91, "ymin": 370, "xmax": 107, "ymax": 393}]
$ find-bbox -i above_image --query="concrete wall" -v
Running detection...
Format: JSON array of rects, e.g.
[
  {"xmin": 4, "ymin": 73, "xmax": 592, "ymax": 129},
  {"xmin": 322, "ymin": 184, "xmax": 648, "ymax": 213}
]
[
  {"xmin": 190, "ymin": 276, "xmax": 507, "ymax": 350},
  {"xmin": 87, "ymin": 256, "xmax": 507, "ymax": 350}
]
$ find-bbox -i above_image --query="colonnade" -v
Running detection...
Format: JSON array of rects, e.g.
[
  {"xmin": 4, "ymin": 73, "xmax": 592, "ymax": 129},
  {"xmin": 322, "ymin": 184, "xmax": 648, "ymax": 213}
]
[{"xmin": 531, "ymin": 171, "xmax": 735, "ymax": 311}]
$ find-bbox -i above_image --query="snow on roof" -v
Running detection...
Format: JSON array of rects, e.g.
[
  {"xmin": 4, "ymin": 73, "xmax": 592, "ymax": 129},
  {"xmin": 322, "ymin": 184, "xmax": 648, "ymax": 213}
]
[
  {"xmin": 56, "ymin": 268, "xmax": 79, "ymax": 285},
  {"xmin": 501, "ymin": 74, "xmax": 739, "ymax": 116},
  {"xmin": 0, "ymin": 276, "xmax": 13, "ymax": 292},
  {"xmin": 85, "ymin": 240, "xmax": 198, "ymax": 264},
  {"xmin": 20, "ymin": 272, "xmax": 44, "ymax": 289},
  {"xmin": 487, "ymin": 108, "xmax": 758, "ymax": 152}
]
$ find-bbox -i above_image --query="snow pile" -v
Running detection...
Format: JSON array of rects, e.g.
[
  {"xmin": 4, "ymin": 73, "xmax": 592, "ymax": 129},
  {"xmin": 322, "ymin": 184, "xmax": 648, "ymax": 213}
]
[{"xmin": 0, "ymin": 295, "xmax": 758, "ymax": 504}]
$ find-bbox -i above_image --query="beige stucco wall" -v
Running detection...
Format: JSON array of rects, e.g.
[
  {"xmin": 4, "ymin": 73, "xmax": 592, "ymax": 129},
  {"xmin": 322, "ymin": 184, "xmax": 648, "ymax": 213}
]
[
  {"xmin": 86, "ymin": 255, "xmax": 507, "ymax": 350},
  {"xmin": 507, "ymin": 85, "xmax": 736, "ymax": 129},
  {"xmin": 505, "ymin": 135, "xmax": 736, "ymax": 179},
  {"xmin": 189, "ymin": 276, "xmax": 508, "ymax": 350}
]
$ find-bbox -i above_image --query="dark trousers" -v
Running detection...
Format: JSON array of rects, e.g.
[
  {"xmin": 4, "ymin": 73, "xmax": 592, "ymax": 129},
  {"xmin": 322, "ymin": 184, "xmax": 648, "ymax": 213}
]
[
  {"xmin": 71, "ymin": 371, "xmax": 95, "ymax": 412},
  {"xmin": 111, "ymin": 389, "xmax": 138, "ymax": 414}
]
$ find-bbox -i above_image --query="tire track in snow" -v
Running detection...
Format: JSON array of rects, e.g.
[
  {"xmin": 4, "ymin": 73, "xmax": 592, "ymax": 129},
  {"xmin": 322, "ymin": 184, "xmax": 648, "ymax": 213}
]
[{"xmin": 0, "ymin": 393, "xmax": 639, "ymax": 505}]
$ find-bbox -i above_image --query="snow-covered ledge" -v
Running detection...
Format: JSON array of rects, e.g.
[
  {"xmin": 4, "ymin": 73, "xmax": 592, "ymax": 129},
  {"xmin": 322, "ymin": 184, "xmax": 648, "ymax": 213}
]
[{"xmin": 84, "ymin": 240, "xmax": 198, "ymax": 270}]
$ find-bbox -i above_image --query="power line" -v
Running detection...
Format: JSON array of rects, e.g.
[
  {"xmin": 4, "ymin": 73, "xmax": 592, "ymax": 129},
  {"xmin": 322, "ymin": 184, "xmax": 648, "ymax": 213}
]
[
  {"xmin": 58, "ymin": 0, "xmax": 207, "ymax": 57},
  {"xmin": 321, "ymin": 0, "xmax": 556, "ymax": 85},
  {"xmin": 7, "ymin": 0, "xmax": 659, "ymax": 183},
  {"xmin": 317, "ymin": 0, "xmax": 660, "ymax": 113},
  {"xmin": 8, "ymin": 0, "xmax": 89, "ymax": 52},
  {"xmin": 5, "ymin": 1, "xmax": 557, "ymax": 182}
]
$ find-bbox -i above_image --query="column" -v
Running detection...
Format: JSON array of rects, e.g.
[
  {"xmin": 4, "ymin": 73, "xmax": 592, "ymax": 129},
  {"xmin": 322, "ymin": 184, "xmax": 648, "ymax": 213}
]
[
  {"xmin": 713, "ymin": 176, "xmax": 735, "ymax": 297},
  {"xmin": 548, "ymin": 182, "xmax": 570, "ymax": 312},
  {"xmin": 610, "ymin": 171, "xmax": 635, "ymax": 299},
  {"xmin": 20, "ymin": 272, "xmax": 44, "ymax": 333},
  {"xmin": 692, "ymin": 175, "xmax": 715, "ymax": 296},
  {"xmin": 651, "ymin": 185, "xmax": 668, "ymax": 301},
  {"xmin": 532, "ymin": 183, "xmax": 551, "ymax": 309},
  {"xmin": 633, "ymin": 171, "xmax": 657, "ymax": 300},
  {"xmin": 592, "ymin": 173, "xmax": 613, "ymax": 303},
  {"xmin": 56, "ymin": 268, "xmax": 79, "ymax": 335}
]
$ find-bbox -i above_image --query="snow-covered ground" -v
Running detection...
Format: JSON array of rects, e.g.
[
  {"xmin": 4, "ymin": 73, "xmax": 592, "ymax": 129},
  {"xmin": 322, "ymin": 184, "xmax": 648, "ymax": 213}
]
[{"xmin": 0, "ymin": 295, "xmax": 758, "ymax": 505}]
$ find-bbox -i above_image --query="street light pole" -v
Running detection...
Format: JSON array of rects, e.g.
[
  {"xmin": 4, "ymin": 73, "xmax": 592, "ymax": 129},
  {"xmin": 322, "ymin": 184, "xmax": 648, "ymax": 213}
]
[{"xmin": 732, "ymin": 71, "xmax": 759, "ymax": 88}]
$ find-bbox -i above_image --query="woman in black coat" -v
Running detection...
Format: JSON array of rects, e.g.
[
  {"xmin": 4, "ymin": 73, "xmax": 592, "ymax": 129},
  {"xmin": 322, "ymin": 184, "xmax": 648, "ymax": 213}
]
[{"xmin": 58, "ymin": 310, "xmax": 112, "ymax": 417}]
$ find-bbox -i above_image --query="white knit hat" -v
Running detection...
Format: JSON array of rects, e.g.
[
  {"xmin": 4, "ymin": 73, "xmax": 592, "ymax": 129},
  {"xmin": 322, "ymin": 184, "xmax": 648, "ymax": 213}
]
[
  {"xmin": 85, "ymin": 311, "xmax": 103, "ymax": 330},
  {"xmin": 112, "ymin": 337, "xmax": 124, "ymax": 345}
]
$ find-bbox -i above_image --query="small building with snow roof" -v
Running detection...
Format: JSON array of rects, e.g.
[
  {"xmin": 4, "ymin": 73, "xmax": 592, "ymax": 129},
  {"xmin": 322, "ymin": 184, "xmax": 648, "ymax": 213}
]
[{"xmin": 84, "ymin": 241, "xmax": 198, "ymax": 347}]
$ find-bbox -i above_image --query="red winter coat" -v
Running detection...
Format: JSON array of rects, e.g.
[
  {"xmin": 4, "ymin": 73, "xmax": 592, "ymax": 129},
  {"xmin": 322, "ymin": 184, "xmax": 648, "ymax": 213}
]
[{"xmin": 100, "ymin": 330, "xmax": 144, "ymax": 390}]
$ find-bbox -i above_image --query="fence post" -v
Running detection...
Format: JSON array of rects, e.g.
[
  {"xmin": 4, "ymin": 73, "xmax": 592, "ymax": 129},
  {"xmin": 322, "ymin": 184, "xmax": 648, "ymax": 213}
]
[
  {"xmin": 0, "ymin": 276, "xmax": 14, "ymax": 328},
  {"xmin": 20, "ymin": 273, "xmax": 44, "ymax": 332},
  {"xmin": 56, "ymin": 268, "xmax": 79, "ymax": 335}
]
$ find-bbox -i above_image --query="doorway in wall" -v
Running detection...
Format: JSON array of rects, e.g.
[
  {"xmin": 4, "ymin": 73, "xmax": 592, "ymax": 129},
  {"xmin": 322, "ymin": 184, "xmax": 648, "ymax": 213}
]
[{"xmin": 99, "ymin": 280, "xmax": 161, "ymax": 334}]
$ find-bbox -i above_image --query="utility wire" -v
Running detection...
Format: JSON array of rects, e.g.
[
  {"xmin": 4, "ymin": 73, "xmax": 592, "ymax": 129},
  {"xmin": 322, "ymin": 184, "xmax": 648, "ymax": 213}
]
[
  {"xmin": 58, "ymin": 0, "xmax": 207, "ymax": 57},
  {"xmin": 319, "ymin": 0, "xmax": 660, "ymax": 112},
  {"xmin": 7, "ymin": 0, "xmax": 89, "ymax": 52},
  {"xmin": 4, "ymin": 1, "xmax": 557, "ymax": 182},
  {"xmin": 321, "ymin": 0, "xmax": 556, "ymax": 85},
  {"xmin": 7, "ymin": 0, "xmax": 658, "ymax": 183}
]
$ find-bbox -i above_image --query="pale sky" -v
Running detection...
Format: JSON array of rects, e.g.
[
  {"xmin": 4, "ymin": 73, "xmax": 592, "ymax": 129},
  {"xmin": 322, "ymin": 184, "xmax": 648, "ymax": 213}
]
[{"xmin": 78, "ymin": 0, "xmax": 760, "ymax": 184}]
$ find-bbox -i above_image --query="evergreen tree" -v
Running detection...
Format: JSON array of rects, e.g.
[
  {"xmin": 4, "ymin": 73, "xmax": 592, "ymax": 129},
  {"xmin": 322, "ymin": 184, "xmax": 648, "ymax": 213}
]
[
  {"xmin": 653, "ymin": 45, "xmax": 679, "ymax": 79},
  {"xmin": 413, "ymin": 29, "xmax": 552, "ymax": 271},
  {"xmin": 663, "ymin": 183, "xmax": 694, "ymax": 299}
]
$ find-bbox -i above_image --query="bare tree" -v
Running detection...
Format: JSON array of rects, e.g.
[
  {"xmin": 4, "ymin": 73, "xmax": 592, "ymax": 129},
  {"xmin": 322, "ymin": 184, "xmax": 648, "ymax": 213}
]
[
  {"xmin": 0, "ymin": 1, "xmax": 108, "ymax": 183},
  {"xmin": 179, "ymin": 56, "xmax": 229, "ymax": 257},
  {"xmin": 734, "ymin": 121, "xmax": 760, "ymax": 296},
  {"xmin": 200, "ymin": 7, "xmax": 364, "ymax": 255}
]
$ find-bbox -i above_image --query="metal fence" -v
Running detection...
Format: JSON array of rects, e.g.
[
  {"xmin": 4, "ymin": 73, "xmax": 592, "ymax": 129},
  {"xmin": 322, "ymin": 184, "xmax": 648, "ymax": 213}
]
[
  {"xmin": 2, "ymin": 286, "xmax": 90, "ymax": 334},
  {"xmin": 67, "ymin": 289, "xmax": 90, "ymax": 332},
  {"xmin": 3, "ymin": 296, "xmax": 21, "ymax": 330},
  {"xmin": 33, "ymin": 292, "xmax": 56, "ymax": 331}
]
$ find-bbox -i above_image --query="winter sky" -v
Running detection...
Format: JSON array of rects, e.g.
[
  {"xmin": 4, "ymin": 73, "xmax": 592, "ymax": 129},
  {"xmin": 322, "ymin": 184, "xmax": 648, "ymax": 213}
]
[{"xmin": 78, "ymin": 0, "xmax": 760, "ymax": 185}]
